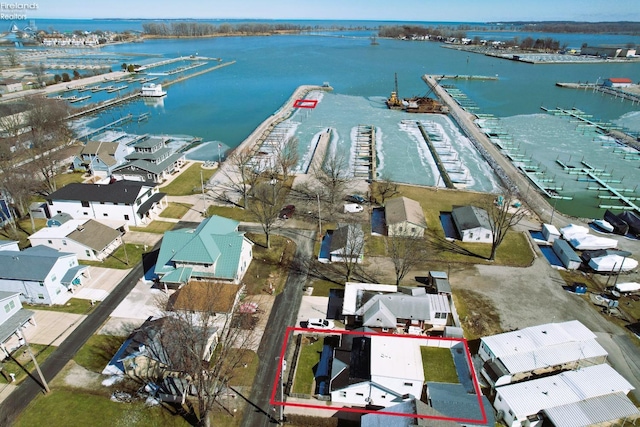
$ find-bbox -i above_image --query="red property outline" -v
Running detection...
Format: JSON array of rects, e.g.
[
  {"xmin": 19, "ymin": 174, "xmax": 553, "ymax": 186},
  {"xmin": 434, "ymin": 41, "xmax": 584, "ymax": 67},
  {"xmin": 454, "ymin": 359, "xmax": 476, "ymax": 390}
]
[
  {"xmin": 271, "ymin": 327, "xmax": 487, "ymax": 424},
  {"xmin": 293, "ymin": 99, "xmax": 318, "ymax": 108}
]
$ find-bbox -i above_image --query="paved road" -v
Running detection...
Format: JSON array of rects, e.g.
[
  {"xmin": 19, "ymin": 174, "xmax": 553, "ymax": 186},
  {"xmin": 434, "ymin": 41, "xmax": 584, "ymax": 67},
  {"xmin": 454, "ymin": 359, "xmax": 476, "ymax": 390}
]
[
  {"xmin": 0, "ymin": 260, "xmax": 145, "ymax": 426},
  {"xmin": 239, "ymin": 227, "xmax": 315, "ymax": 427}
]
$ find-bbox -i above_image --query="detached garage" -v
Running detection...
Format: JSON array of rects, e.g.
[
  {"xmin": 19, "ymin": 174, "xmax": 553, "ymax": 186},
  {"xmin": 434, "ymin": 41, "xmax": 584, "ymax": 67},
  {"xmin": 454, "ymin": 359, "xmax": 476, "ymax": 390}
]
[
  {"xmin": 451, "ymin": 205, "xmax": 493, "ymax": 243},
  {"xmin": 552, "ymin": 239, "xmax": 581, "ymax": 270}
]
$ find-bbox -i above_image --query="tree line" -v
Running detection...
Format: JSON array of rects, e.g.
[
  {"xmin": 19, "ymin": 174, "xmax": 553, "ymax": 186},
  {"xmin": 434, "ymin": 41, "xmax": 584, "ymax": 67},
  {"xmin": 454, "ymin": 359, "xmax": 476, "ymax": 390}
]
[{"xmin": 142, "ymin": 22, "xmax": 309, "ymax": 37}]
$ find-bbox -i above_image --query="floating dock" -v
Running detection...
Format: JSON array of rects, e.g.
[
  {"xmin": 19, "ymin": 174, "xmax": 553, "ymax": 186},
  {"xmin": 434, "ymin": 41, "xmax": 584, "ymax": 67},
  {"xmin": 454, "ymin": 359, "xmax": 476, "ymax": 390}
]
[
  {"xmin": 352, "ymin": 124, "xmax": 376, "ymax": 180},
  {"xmin": 416, "ymin": 121, "xmax": 454, "ymax": 188}
]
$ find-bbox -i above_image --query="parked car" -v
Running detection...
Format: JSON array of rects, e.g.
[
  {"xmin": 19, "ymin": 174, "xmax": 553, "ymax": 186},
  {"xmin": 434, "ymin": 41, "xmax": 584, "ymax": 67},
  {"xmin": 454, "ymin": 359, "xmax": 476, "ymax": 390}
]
[
  {"xmin": 344, "ymin": 203, "xmax": 364, "ymax": 213},
  {"xmin": 346, "ymin": 194, "xmax": 366, "ymax": 204},
  {"xmin": 279, "ymin": 204, "xmax": 295, "ymax": 219},
  {"xmin": 306, "ymin": 318, "xmax": 335, "ymax": 330}
]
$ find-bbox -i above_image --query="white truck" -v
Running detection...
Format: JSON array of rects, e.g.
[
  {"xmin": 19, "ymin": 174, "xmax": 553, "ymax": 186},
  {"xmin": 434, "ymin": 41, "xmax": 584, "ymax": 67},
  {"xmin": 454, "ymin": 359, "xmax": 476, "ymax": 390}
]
[{"xmin": 344, "ymin": 203, "xmax": 364, "ymax": 213}]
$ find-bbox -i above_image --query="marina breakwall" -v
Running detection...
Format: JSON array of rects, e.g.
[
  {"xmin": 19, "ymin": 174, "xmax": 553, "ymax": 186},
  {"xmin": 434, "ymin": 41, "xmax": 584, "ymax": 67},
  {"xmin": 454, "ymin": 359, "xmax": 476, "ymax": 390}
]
[{"xmin": 423, "ymin": 74, "xmax": 570, "ymax": 225}]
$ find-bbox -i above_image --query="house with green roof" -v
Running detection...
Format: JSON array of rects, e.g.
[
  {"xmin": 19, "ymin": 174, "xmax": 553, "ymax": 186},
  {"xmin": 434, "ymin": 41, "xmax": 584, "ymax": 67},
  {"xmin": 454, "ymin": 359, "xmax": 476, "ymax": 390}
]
[{"xmin": 154, "ymin": 216, "xmax": 253, "ymax": 287}]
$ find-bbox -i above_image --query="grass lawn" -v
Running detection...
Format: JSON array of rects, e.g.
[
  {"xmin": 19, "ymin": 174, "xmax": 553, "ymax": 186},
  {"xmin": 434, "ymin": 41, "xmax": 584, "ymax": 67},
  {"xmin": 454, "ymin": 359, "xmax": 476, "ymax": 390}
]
[
  {"xmin": 309, "ymin": 279, "xmax": 341, "ymax": 297},
  {"xmin": 421, "ymin": 346, "xmax": 459, "ymax": 383},
  {"xmin": 24, "ymin": 298, "xmax": 97, "ymax": 315},
  {"xmin": 13, "ymin": 388, "xmax": 191, "ymax": 427},
  {"xmin": 206, "ymin": 205, "xmax": 256, "ymax": 222},
  {"xmin": 292, "ymin": 336, "xmax": 324, "ymax": 395},
  {"xmin": 0, "ymin": 218, "xmax": 47, "ymax": 248},
  {"xmin": 74, "ymin": 335, "xmax": 128, "ymax": 373},
  {"xmin": 159, "ymin": 163, "xmax": 217, "ymax": 196},
  {"xmin": 81, "ymin": 243, "xmax": 147, "ymax": 269},
  {"xmin": 365, "ymin": 235, "xmax": 386, "ymax": 257},
  {"xmin": 227, "ymin": 350, "xmax": 259, "ymax": 388},
  {"xmin": 244, "ymin": 233, "xmax": 295, "ymax": 295},
  {"xmin": 0, "ymin": 344, "xmax": 56, "ymax": 385},
  {"xmin": 453, "ymin": 289, "xmax": 503, "ymax": 340},
  {"xmin": 130, "ymin": 220, "xmax": 175, "ymax": 234},
  {"xmin": 160, "ymin": 202, "xmax": 192, "ymax": 219},
  {"xmin": 55, "ymin": 171, "xmax": 86, "ymax": 188}
]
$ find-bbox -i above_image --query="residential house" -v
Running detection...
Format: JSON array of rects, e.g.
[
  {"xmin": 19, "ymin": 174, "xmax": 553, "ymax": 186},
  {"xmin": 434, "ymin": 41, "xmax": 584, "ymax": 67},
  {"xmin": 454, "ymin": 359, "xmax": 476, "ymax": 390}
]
[
  {"xmin": 493, "ymin": 364, "xmax": 637, "ymax": 427},
  {"xmin": 46, "ymin": 179, "xmax": 167, "ymax": 227},
  {"xmin": 385, "ymin": 197, "xmax": 427, "ymax": 237},
  {"xmin": 0, "ymin": 79, "xmax": 23, "ymax": 94},
  {"xmin": 0, "ymin": 246, "xmax": 89, "ymax": 305},
  {"xmin": 154, "ymin": 215, "xmax": 253, "ymax": 287},
  {"xmin": 111, "ymin": 137, "xmax": 186, "ymax": 184},
  {"xmin": 451, "ymin": 206, "xmax": 493, "ymax": 243},
  {"xmin": 427, "ymin": 383, "xmax": 495, "ymax": 427},
  {"xmin": 361, "ymin": 398, "xmax": 462, "ymax": 427},
  {"xmin": 72, "ymin": 141, "xmax": 134, "ymax": 177},
  {"xmin": 0, "ymin": 291, "xmax": 35, "ymax": 360},
  {"xmin": 327, "ymin": 223, "xmax": 365, "ymax": 264},
  {"xmin": 28, "ymin": 218, "xmax": 123, "ymax": 262},
  {"xmin": 169, "ymin": 281, "xmax": 242, "ymax": 330},
  {"xmin": 342, "ymin": 283, "xmax": 450, "ymax": 334},
  {"xmin": 0, "ymin": 239, "xmax": 19, "ymax": 252},
  {"xmin": 478, "ymin": 321, "xmax": 608, "ymax": 388}
]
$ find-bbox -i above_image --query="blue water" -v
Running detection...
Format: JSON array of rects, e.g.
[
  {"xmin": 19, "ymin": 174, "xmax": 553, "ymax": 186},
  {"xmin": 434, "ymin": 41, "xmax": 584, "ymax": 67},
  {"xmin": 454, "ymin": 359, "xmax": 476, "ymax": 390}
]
[{"xmin": 14, "ymin": 20, "xmax": 640, "ymax": 216}]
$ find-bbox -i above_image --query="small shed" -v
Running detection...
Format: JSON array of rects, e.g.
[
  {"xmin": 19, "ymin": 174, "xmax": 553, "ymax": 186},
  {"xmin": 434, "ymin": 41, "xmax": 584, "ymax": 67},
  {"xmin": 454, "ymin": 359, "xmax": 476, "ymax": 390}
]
[
  {"xmin": 542, "ymin": 223, "xmax": 560, "ymax": 243},
  {"xmin": 552, "ymin": 239, "xmax": 581, "ymax": 270},
  {"xmin": 429, "ymin": 271, "xmax": 452, "ymax": 295},
  {"xmin": 451, "ymin": 205, "xmax": 493, "ymax": 243},
  {"xmin": 29, "ymin": 202, "xmax": 49, "ymax": 219},
  {"xmin": 604, "ymin": 78, "xmax": 633, "ymax": 88}
]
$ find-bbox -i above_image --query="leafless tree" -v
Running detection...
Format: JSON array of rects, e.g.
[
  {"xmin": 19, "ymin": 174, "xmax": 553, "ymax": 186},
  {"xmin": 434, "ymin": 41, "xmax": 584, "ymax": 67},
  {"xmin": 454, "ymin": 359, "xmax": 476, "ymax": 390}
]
[
  {"xmin": 313, "ymin": 150, "xmax": 352, "ymax": 206},
  {"xmin": 153, "ymin": 282, "xmax": 259, "ymax": 427},
  {"xmin": 485, "ymin": 188, "xmax": 528, "ymax": 261},
  {"xmin": 247, "ymin": 180, "xmax": 287, "ymax": 249},
  {"xmin": 219, "ymin": 149, "xmax": 262, "ymax": 209},
  {"xmin": 0, "ymin": 111, "xmax": 26, "ymax": 139},
  {"xmin": 372, "ymin": 174, "xmax": 399, "ymax": 205},
  {"xmin": 386, "ymin": 231, "xmax": 429, "ymax": 285},
  {"xmin": 273, "ymin": 136, "xmax": 299, "ymax": 181},
  {"xmin": 3, "ymin": 49, "xmax": 19, "ymax": 68},
  {"xmin": 330, "ymin": 222, "xmax": 365, "ymax": 282}
]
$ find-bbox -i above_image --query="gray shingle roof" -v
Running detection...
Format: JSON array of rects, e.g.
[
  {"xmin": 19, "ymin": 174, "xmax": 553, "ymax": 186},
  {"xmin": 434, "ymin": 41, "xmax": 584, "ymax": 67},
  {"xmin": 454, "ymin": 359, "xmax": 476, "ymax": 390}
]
[
  {"xmin": 47, "ymin": 180, "xmax": 148, "ymax": 204},
  {"xmin": 451, "ymin": 206, "xmax": 491, "ymax": 231},
  {"xmin": 385, "ymin": 197, "xmax": 427, "ymax": 228},
  {"xmin": 0, "ymin": 246, "xmax": 72, "ymax": 281},
  {"xmin": 67, "ymin": 219, "xmax": 121, "ymax": 252}
]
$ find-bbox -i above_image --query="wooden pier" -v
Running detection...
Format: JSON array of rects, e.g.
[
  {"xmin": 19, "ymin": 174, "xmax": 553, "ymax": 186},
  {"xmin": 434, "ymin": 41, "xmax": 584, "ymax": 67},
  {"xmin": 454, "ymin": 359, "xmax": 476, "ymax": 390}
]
[
  {"xmin": 416, "ymin": 122, "xmax": 454, "ymax": 188},
  {"xmin": 352, "ymin": 125, "xmax": 377, "ymax": 180}
]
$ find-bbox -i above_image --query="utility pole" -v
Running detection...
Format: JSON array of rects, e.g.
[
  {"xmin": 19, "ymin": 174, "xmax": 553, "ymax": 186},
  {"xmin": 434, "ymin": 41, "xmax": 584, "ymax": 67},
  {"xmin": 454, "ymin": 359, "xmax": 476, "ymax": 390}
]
[
  {"xmin": 18, "ymin": 333, "xmax": 49, "ymax": 393},
  {"xmin": 317, "ymin": 193, "xmax": 322, "ymax": 238},
  {"xmin": 201, "ymin": 169, "xmax": 206, "ymax": 216}
]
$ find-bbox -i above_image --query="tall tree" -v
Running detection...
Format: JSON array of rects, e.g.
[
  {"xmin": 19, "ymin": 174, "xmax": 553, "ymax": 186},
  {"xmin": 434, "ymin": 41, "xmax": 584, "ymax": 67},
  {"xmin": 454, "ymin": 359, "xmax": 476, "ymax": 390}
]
[
  {"xmin": 219, "ymin": 149, "xmax": 262, "ymax": 210},
  {"xmin": 273, "ymin": 136, "xmax": 299, "ymax": 181},
  {"xmin": 155, "ymin": 282, "xmax": 259, "ymax": 427},
  {"xmin": 247, "ymin": 180, "xmax": 287, "ymax": 249},
  {"xmin": 485, "ymin": 189, "xmax": 528, "ymax": 261},
  {"xmin": 332, "ymin": 222, "xmax": 365, "ymax": 283},
  {"xmin": 372, "ymin": 174, "xmax": 399, "ymax": 205},
  {"xmin": 313, "ymin": 150, "xmax": 351, "ymax": 206},
  {"xmin": 386, "ymin": 231, "xmax": 428, "ymax": 285},
  {"xmin": 24, "ymin": 97, "xmax": 71, "ymax": 194}
]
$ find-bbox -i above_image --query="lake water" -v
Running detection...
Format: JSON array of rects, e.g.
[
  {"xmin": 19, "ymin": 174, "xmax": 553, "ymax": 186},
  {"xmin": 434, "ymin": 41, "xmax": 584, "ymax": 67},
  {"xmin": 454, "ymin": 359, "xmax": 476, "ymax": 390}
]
[{"xmin": 30, "ymin": 21, "xmax": 640, "ymax": 217}]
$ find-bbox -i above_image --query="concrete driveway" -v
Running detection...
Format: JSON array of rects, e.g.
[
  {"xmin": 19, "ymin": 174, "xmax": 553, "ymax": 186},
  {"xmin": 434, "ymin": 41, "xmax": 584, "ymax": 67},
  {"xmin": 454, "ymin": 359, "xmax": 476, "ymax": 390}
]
[
  {"xmin": 296, "ymin": 296, "xmax": 331, "ymax": 327},
  {"xmin": 24, "ymin": 311, "xmax": 87, "ymax": 347}
]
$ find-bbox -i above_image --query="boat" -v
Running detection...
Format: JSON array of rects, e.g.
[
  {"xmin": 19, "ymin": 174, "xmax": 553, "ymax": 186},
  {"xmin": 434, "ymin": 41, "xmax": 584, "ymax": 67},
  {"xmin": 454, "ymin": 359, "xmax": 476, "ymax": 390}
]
[
  {"xmin": 568, "ymin": 234, "xmax": 618, "ymax": 251},
  {"xmin": 604, "ymin": 210, "xmax": 629, "ymax": 235},
  {"xmin": 141, "ymin": 83, "xmax": 167, "ymax": 97},
  {"xmin": 588, "ymin": 255, "xmax": 638, "ymax": 272},
  {"xmin": 592, "ymin": 219, "xmax": 614, "ymax": 233},
  {"xmin": 385, "ymin": 73, "xmax": 449, "ymax": 114},
  {"xmin": 618, "ymin": 211, "xmax": 640, "ymax": 237},
  {"xmin": 614, "ymin": 282, "xmax": 640, "ymax": 293}
]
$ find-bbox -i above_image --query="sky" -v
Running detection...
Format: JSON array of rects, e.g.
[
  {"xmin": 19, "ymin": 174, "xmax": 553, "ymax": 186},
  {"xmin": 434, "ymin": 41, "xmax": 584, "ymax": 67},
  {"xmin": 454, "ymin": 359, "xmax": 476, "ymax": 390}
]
[{"xmin": 23, "ymin": 0, "xmax": 640, "ymax": 22}]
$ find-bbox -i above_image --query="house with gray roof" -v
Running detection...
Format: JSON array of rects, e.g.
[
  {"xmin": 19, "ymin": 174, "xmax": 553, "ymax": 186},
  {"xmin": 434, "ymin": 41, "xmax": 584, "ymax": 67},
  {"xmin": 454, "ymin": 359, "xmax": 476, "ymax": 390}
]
[
  {"xmin": 154, "ymin": 215, "xmax": 253, "ymax": 286},
  {"xmin": 0, "ymin": 291, "xmax": 35, "ymax": 361},
  {"xmin": 385, "ymin": 197, "xmax": 427, "ymax": 237},
  {"xmin": 0, "ymin": 240, "xmax": 19, "ymax": 252},
  {"xmin": 46, "ymin": 179, "xmax": 166, "ymax": 227},
  {"xmin": 28, "ymin": 218, "xmax": 123, "ymax": 261},
  {"xmin": 328, "ymin": 223, "xmax": 365, "ymax": 264},
  {"xmin": 72, "ymin": 141, "xmax": 133, "ymax": 177},
  {"xmin": 451, "ymin": 206, "xmax": 493, "ymax": 243},
  {"xmin": 111, "ymin": 137, "xmax": 186, "ymax": 184},
  {"xmin": 0, "ymin": 246, "xmax": 88, "ymax": 305}
]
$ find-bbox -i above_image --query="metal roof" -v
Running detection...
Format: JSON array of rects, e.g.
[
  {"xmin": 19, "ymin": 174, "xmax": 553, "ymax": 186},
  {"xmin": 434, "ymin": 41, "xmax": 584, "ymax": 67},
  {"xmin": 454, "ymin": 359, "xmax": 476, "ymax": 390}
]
[
  {"xmin": 0, "ymin": 308, "xmax": 35, "ymax": 343},
  {"xmin": 495, "ymin": 364, "xmax": 634, "ymax": 419},
  {"xmin": 357, "ymin": 293, "xmax": 450, "ymax": 326},
  {"xmin": 480, "ymin": 320, "xmax": 601, "ymax": 372},
  {"xmin": 428, "ymin": 382, "xmax": 494, "ymax": 426},
  {"xmin": 543, "ymin": 392, "xmax": 640, "ymax": 427},
  {"xmin": 370, "ymin": 335, "xmax": 424, "ymax": 382}
]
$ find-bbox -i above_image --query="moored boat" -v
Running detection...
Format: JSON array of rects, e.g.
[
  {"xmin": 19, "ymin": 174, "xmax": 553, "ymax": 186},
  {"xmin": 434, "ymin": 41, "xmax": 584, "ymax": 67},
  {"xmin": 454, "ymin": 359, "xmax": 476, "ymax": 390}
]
[{"xmin": 141, "ymin": 83, "xmax": 167, "ymax": 97}]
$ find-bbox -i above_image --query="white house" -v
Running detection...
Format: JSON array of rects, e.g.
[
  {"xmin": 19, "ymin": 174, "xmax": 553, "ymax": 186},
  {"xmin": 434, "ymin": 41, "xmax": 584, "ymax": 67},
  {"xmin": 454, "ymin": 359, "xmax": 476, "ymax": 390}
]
[
  {"xmin": 154, "ymin": 216, "xmax": 253, "ymax": 286},
  {"xmin": 479, "ymin": 320, "xmax": 608, "ymax": 388},
  {"xmin": 328, "ymin": 223, "xmax": 365, "ymax": 264},
  {"xmin": 0, "ymin": 79, "xmax": 23, "ymax": 94},
  {"xmin": 493, "ymin": 364, "xmax": 635, "ymax": 427},
  {"xmin": 385, "ymin": 197, "xmax": 427, "ymax": 237},
  {"xmin": 0, "ymin": 246, "xmax": 89, "ymax": 305},
  {"xmin": 451, "ymin": 206, "xmax": 493, "ymax": 243},
  {"xmin": 28, "ymin": 218, "xmax": 123, "ymax": 261},
  {"xmin": 0, "ymin": 240, "xmax": 19, "ymax": 252},
  {"xmin": 342, "ymin": 283, "xmax": 451, "ymax": 334},
  {"xmin": 46, "ymin": 179, "xmax": 167, "ymax": 227},
  {"xmin": 0, "ymin": 291, "xmax": 35, "ymax": 360}
]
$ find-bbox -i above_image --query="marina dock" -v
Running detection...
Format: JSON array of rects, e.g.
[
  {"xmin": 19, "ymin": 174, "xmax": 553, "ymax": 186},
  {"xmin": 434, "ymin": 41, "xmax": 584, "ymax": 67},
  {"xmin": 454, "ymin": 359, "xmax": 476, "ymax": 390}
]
[
  {"xmin": 352, "ymin": 125, "xmax": 376, "ymax": 181},
  {"xmin": 416, "ymin": 121, "xmax": 454, "ymax": 188},
  {"xmin": 306, "ymin": 128, "xmax": 332, "ymax": 174}
]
